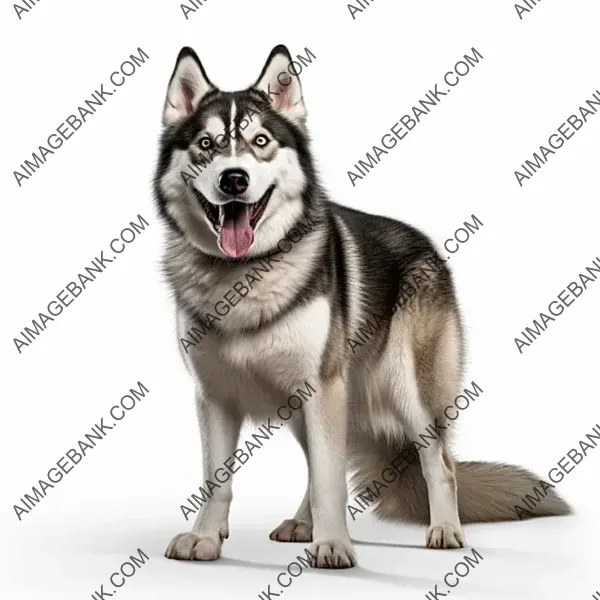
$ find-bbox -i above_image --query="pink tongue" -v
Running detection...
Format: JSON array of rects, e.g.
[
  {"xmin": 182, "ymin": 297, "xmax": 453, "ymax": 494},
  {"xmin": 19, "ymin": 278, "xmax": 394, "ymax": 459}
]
[{"xmin": 218, "ymin": 205, "xmax": 254, "ymax": 258}]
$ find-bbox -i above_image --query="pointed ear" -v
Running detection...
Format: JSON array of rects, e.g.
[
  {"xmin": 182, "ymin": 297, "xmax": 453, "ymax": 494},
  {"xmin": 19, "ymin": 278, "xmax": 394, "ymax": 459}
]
[
  {"xmin": 162, "ymin": 47, "xmax": 214, "ymax": 126},
  {"xmin": 253, "ymin": 45, "xmax": 306, "ymax": 122}
]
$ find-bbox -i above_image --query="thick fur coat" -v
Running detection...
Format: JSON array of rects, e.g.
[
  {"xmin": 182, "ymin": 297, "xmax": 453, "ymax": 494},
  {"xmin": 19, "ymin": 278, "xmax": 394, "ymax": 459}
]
[{"xmin": 154, "ymin": 44, "xmax": 570, "ymax": 568}]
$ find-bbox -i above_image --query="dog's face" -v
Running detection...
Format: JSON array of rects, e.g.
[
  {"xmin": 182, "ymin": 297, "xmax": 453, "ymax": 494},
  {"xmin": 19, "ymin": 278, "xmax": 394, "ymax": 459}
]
[{"xmin": 156, "ymin": 45, "xmax": 310, "ymax": 259}]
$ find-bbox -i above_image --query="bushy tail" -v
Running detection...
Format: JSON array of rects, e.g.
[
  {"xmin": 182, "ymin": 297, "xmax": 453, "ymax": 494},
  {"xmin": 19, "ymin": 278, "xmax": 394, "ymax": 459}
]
[{"xmin": 349, "ymin": 440, "xmax": 572, "ymax": 524}]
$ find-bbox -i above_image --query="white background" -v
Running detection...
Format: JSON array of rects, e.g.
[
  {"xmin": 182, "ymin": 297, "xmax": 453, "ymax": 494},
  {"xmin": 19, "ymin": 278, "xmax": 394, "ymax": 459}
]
[{"xmin": 1, "ymin": 0, "xmax": 599, "ymax": 598}]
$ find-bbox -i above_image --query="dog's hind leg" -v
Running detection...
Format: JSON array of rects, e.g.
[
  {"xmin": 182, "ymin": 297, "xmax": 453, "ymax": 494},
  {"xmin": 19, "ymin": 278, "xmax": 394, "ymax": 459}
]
[
  {"xmin": 269, "ymin": 416, "xmax": 313, "ymax": 542},
  {"xmin": 396, "ymin": 312, "xmax": 465, "ymax": 549},
  {"xmin": 165, "ymin": 392, "xmax": 242, "ymax": 561}
]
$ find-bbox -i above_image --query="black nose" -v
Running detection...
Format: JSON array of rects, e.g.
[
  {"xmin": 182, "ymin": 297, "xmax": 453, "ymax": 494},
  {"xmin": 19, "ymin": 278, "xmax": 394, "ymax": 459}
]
[{"xmin": 219, "ymin": 169, "xmax": 249, "ymax": 195}]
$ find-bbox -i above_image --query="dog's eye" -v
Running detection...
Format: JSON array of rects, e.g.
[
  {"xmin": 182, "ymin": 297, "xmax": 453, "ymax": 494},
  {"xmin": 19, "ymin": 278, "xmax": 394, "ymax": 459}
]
[
  {"xmin": 254, "ymin": 134, "xmax": 270, "ymax": 147},
  {"xmin": 198, "ymin": 136, "xmax": 213, "ymax": 150}
]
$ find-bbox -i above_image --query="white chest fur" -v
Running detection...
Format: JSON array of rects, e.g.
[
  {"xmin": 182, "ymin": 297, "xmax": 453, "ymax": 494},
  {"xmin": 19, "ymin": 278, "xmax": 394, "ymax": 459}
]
[{"xmin": 179, "ymin": 297, "xmax": 331, "ymax": 410}]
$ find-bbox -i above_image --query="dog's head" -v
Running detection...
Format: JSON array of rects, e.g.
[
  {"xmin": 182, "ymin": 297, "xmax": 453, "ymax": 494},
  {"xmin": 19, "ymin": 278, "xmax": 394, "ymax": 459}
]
[{"xmin": 155, "ymin": 45, "xmax": 314, "ymax": 260}]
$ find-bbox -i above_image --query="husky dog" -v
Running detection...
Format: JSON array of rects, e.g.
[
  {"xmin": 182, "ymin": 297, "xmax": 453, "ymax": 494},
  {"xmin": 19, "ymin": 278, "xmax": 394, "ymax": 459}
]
[{"xmin": 154, "ymin": 44, "xmax": 570, "ymax": 568}]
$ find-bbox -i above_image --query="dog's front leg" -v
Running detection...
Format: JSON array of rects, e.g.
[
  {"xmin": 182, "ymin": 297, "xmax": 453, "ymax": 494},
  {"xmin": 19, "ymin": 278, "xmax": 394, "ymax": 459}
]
[
  {"xmin": 305, "ymin": 376, "xmax": 356, "ymax": 568},
  {"xmin": 165, "ymin": 393, "xmax": 242, "ymax": 561}
]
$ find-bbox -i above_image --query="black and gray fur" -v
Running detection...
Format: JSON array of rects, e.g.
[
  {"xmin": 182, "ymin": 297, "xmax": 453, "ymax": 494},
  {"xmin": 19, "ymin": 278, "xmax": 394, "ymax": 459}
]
[{"xmin": 154, "ymin": 44, "xmax": 570, "ymax": 568}]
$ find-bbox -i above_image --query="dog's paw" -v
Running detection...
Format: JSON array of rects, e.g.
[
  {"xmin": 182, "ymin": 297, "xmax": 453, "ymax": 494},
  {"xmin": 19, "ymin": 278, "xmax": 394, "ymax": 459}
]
[
  {"xmin": 164, "ymin": 532, "xmax": 222, "ymax": 561},
  {"xmin": 426, "ymin": 523, "xmax": 465, "ymax": 549},
  {"xmin": 269, "ymin": 519, "xmax": 313, "ymax": 542},
  {"xmin": 308, "ymin": 539, "xmax": 357, "ymax": 568}
]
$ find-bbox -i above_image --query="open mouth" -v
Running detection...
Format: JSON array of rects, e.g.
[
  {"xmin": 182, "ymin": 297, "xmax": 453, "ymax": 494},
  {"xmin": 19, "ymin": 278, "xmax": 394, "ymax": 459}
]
[{"xmin": 193, "ymin": 185, "xmax": 275, "ymax": 258}]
